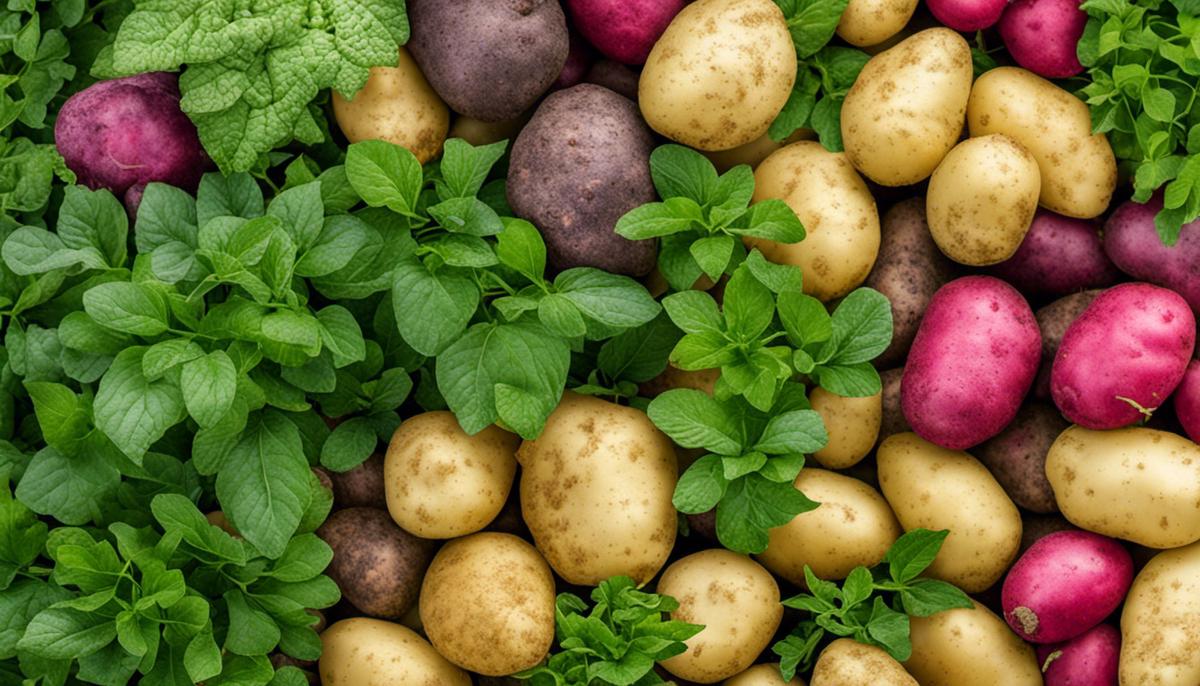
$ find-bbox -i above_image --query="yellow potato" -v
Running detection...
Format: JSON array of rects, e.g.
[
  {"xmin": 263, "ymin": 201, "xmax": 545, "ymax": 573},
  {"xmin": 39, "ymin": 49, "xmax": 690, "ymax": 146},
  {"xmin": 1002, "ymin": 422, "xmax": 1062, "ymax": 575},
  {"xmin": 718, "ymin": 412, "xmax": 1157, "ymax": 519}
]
[
  {"xmin": 906, "ymin": 601, "xmax": 1042, "ymax": 686},
  {"xmin": 518, "ymin": 392, "xmax": 677, "ymax": 584},
  {"xmin": 836, "ymin": 0, "xmax": 919, "ymax": 48},
  {"xmin": 319, "ymin": 617, "xmax": 470, "ymax": 686},
  {"xmin": 1120, "ymin": 541, "xmax": 1200, "ymax": 685},
  {"xmin": 383, "ymin": 411, "xmax": 519, "ymax": 538},
  {"xmin": 841, "ymin": 28, "xmax": 972, "ymax": 186},
  {"xmin": 419, "ymin": 532, "xmax": 555, "ymax": 676},
  {"xmin": 703, "ymin": 129, "xmax": 816, "ymax": 172},
  {"xmin": 448, "ymin": 112, "xmax": 528, "ymax": 147},
  {"xmin": 877, "ymin": 433, "xmax": 1022, "ymax": 592},
  {"xmin": 748, "ymin": 142, "xmax": 881, "ymax": 301},
  {"xmin": 640, "ymin": 364, "xmax": 720, "ymax": 397},
  {"xmin": 639, "ymin": 0, "xmax": 796, "ymax": 151},
  {"xmin": 811, "ymin": 639, "xmax": 917, "ymax": 686},
  {"xmin": 967, "ymin": 67, "xmax": 1117, "ymax": 218},
  {"xmin": 1045, "ymin": 426, "xmax": 1200, "ymax": 548},
  {"xmin": 757, "ymin": 469, "xmax": 901, "ymax": 583},
  {"xmin": 926, "ymin": 134, "xmax": 1041, "ymax": 266},
  {"xmin": 659, "ymin": 550, "xmax": 783, "ymax": 683},
  {"xmin": 810, "ymin": 388, "xmax": 882, "ymax": 469},
  {"xmin": 332, "ymin": 47, "xmax": 449, "ymax": 163},
  {"xmin": 724, "ymin": 663, "xmax": 806, "ymax": 685}
]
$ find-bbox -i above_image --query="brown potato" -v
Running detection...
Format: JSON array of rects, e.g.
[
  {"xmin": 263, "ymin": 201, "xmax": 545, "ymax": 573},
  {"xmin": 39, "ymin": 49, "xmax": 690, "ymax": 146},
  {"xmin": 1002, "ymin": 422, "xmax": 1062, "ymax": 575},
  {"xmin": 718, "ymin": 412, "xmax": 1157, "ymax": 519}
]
[
  {"xmin": 976, "ymin": 403, "xmax": 1065, "ymax": 513},
  {"xmin": 1032, "ymin": 289, "xmax": 1102, "ymax": 399},
  {"xmin": 327, "ymin": 453, "xmax": 385, "ymax": 509},
  {"xmin": 878, "ymin": 367, "xmax": 911, "ymax": 443},
  {"xmin": 584, "ymin": 60, "xmax": 639, "ymax": 101},
  {"xmin": 316, "ymin": 508, "xmax": 433, "ymax": 619}
]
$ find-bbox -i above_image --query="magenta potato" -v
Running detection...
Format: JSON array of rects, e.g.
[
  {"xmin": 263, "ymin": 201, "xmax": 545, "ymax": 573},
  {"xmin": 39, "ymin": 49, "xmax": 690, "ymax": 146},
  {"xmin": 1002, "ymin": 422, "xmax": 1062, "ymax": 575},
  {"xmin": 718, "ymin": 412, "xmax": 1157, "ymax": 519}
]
[
  {"xmin": 1033, "ymin": 290, "xmax": 1102, "ymax": 399},
  {"xmin": 566, "ymin": 0, "xmax": 685, "ymax": 65},
  {"xmin": 987, "ymin": 210, "xmax": 1118, "ymax": 300},
  {"xmin": 1037, "ymin": 624, "xmax": 1120, "ymax": 686},
  {"xmin": 926, "ymin": 0, "xmax": 1009, "ymax": 31},
  {"xmin": 1104, "ymin": 195, "xmax": 1200, "ymax": 316},
  {"xmin": 999, "ymin": 0, "xmax": 1087, "ymax": 79},
  {"xmin": 1176, "ymin": 360, "xmax": 1200, "ymax": 443}
]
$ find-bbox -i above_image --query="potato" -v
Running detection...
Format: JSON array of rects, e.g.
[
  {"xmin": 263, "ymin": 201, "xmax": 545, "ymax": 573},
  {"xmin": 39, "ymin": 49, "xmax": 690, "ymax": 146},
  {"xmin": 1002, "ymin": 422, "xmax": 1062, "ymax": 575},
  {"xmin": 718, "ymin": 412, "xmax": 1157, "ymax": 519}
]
[
  {"xmin": 327, "ymin": 453, "xmax": 385, "ymax": 509},
  {"xmin": 757, "ymin": 468, "xmax": 901, "ymax": 583},
  {"xmin": 878, "ymin": 367, "xmax": 911, "ymax": 442},
  {"xmin": 703, "ymin": 129, "xmax": 813, "ymax": 173},
  {"xmin": 841, "ymin": 29, "xmax": 972, "ymax": 186},
  {"xmin": 507, "ymin": 84, "xmax": 657, "ymax": 276},
  {"xmin": 836, "ymin": 0, "xmax": 918, "ymax": 47},
  {"xmin": 906, "ymin": 600, "xmax": 1042, "ymax": 686},
  {"xmin": 639, "ymin": 0, "xmax": 797, "ymax": 151},
  {"xmin": 584, "ymin": 59, "xmax": 640, "ymax": 100},
  {"xmin": 316, "ymin": 508, "xmax": 432, "ymax": 619},
  {"xmin": 1178, "ymin": 361, "xmax": 1200, "ymax": 443},
  {"xmin": 967, "ymin": 67, "xmax": 1117, "ymax": 218},
  {"xmin": 384, "ymin": 411, "xmax": 519, "ymax": 538},
  {"xmin": 518, "ymin": 392, "xmax": 677, "ymax": 584},
  {"xmin": 1020, "ymin": 513, "xmax": 1078, "ymax": 555},
  {"xmin": 811, "ymin": 639, "xmax": 917, "ymax": 686},
  {"xmin": 747, "ymin": 142, "xmax": 881, "ymax": 301},
  {"xmin": 419, "ymin": 532, "xmax": 555, "ymax": 675},
  {"xmin": 1038, "ymin": 623, "xmax": 1121, "ymax": 686},
  {"xmin": 926, "ymin": 134, "xmax": 1041, "ymax": 266},
  {"xmin": 319, "ymin": 618, "xmax": 470, "ymax": 686},
  {"xmin": 1104, "ymin": 195, "xmax": 1200, "ymax": 315},
  {"xmin": 927, "ymin": 0, "xmax": 1008, "ymax": 30},
  {"xmin": 407, "ymin": 0, "xmax": 568, "ymax": 122},
  {"xmin": 865, "ymin": 199, "xmax": 957, "ymax": 368},
  {"xmin": 658, "ymin": 550, "xmax": 782, "ymax": 683},
  {"xmin": 999, "ymin": 0, "xmax": 1088, "ymax": 79},
  {"xmin": 975, "ymin": 403, "xmax": 1065, "ymax": 513},
  {"xmin": 877, "ymin": 433, "xmax": 1023, "ymax": 592},
  {"xmin": 810, "ymin": 388, "xmax": 881, "ymax": 469},
  {"xmin": 724, "ymin": 664, "xmax": 805, "ymax": 686},
  {"xmin": 1033, "ymin": 289, "xmax": 1101, "ymax": 399},
  {"xmin": 1045, "ymin": 426, "xmax": 1200, "ymax": 548},
  {"xmin": 332, "ymin": 47, "xmax": 449, "ymax": 163},
  {"xmin": 448, "ymin": 112, "xmax": 529, "ymax": 147},
  {"xmin": 1120, "ymin": 540, "xmax": 1200, "ymax": 684},
  {"xmin": 567, "ymin": 0, "xmax": 684, "ymax": 65},
  {"xmin": 988, "ymin": 210, "xmax": 1119, "ymax": 300}
]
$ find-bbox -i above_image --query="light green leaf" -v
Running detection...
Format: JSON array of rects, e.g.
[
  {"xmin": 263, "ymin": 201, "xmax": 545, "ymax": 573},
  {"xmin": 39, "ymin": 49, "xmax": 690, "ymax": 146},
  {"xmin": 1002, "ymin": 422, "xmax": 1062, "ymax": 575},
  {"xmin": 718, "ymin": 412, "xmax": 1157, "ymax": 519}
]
[{"xmin": 181, "ymin": 351, "xmax": 238, "ymax": 428}]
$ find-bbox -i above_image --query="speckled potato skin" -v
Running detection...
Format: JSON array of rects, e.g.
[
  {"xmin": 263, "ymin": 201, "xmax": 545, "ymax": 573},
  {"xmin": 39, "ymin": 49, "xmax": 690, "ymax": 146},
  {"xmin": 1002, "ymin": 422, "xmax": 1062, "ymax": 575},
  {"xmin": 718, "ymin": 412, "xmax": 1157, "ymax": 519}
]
[
  {"xmin": 1120, "ymin": 541, "xmax": 1200, "ymax": 685},
  {"xmin": 810, "ymin": 388, "xmax": 881, "ymax": 469},
  {"xmin": 747, "ymin": 142, "xmax": 881, "ymax": 301},
  {"xmin": 906, "ymin": 601, "xmax": 1042, "ymax": 686},
  {"xmin": 723, "ymin": 663, "xmax": 806, "ymax": 685},
  {"xmin": 406, "ymin": 0, "xmax": 568, "ymax": 122},
  {"xmin": 419, "ymin": 532, "xmax": 555, "ymax": 676},
  {"xmin": 639, "ymin": 0, "xmax": 797, "ymax": 151},
  {"xmin": 968, "ymin": 67, "xmax": 1117, "ymax": 218},
  {"xmin": 1046, "ymin": 426, "xmax": 1200, "ymax": 548},
  {"xmin": 658, "ymin": 550, "xmax": 783, "ymax": 683},
  {"xmin": 1033, "ymin": 289, "xmax": 1101, "ymax": 399},
  {"xmin": 836, "ymin": 0, "xmax": 919, "ymax": 47},
  {"xmin": 757, "ymin": 469, "xmax": 901, "ymax": 583},
  {"xmin": 927, "ymin": 135, "xmax": 1041, "ymax": 266},
  {"xmin": 384, "ymin": 411, "xmax": 519, "ymax": 539},
  {"xmin": 976, "ymin": 403, "xmax": 1066, "ymax": 513},
  {"xmin": 328, "ymin": 453, "xmax": 386, "ymax": 508},
  {"xmin": 877, "ymin": 433, "xmax": 1023, "ymax": 592},
  {"xmin": 507, "ymin": 84, "xmax": 657, "ymax": 276},
  {"xmin": 315, "ymin": 508, "xmax": 432, "ymax": 619},
  {"xmin": 517, "ymin": 392, "xmax": 677, "ymax": 584},
  {"xmin": 319, "ymin": 618, "xmax": 471, "ymax": 686},
  {"xmin": 866, "ymin": 199, "xmax": 957, "ymax": 368},
  {"xmin": 332, "ymin": 47, "xmax": 449, "ymax": 163},
  {"xmin": 812, "ymin": 639, "xmax": 917, "ymax": 686},
  {"xmin": 841, "ymin": 28, "xmax": 972, "ymax": 186}
]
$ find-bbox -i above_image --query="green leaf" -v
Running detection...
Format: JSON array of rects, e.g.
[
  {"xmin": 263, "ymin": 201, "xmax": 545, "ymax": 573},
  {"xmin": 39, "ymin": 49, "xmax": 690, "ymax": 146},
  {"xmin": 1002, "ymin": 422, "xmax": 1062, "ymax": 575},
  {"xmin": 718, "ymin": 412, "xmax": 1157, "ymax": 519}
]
[
  {"xmin": 778, "ymin": 291, "xmax": 831, "ymax": 347},
  {"xmin": 392, "ymin": 258, "xmax": 479, "ymax": 356},
  {"xmin": 841, "ymin": 566, "xmax": 874, "ymax": 609},
  {"xmin": 538, "ymin": 294, "xmax": 588, "ymax": 339},
  {"xmin": 345, "ymin": 140, "xmax": 423, "ymax": 216},
  {"xmin": 777, "ymin": 0, "xmax": 852, "ymax": 57},
  {"xmin": 671, "ymin": 331, "xmax": 738, "ymax": 370},
  {"xmin": 58, "ymin": 312, "xmax": 131, "ymax": 356},
  {"xmin": 0, "ymin": 581, "xmax": 70, "ymax": 659},
  {"xmin": 899, "ymin": 578, "xmax": 974, "ymax": 617},
  {"xmin": 689, "ymin": 235, "xmax": 735, "ymax": 280},
  {"xmin": 181, "ymin": 351, "xmax": 238, "ymax": 428},
  {"xmin": 438, "ymin": 138, "xmax": 507, "ymax": 199},
  {"xmin": 615, "ymin": 197, "xmax": 705, "ymax": 239},
  {"xmin": 867, "ymin": 597, "xmax": 912, "ymax": 662},
  {"xmin": 663, "ymin": 290, "xmax": 725, "ymax": 335},
  {"xmin": 18, "ymin": 607, "xmax": 115, "ymax": 659},
  {"xmin": 294, "ymin": 215, "xmax": 374, "ymax": 277},
  {"xmin": 151, "ymin": 494, "xmax": 245, "ymax": 564},
  {"xmin": 316, "ymin": 305, "xmax": 366, "ymax": 368},
  {"xmin": 673, "ymin": 454, "xmax": 728, "ymax": 514},
  {"xmin": 14, "ymin": 445, "xmax": 120, "ymax": 525},
  {"xmin": 555, "ymin": 269, "xmax": 662, "ymax": 331},
  {"xmin": 95, "ymin": 348, "xmax": 186, "ymax": 463},
  {"xmin": 184, "ymin": 630, "xmax": 221, "ymax": 683},
  {"xmin": 270, "ymin": 534, "xmax": 333, "ymax": 583},
  {"xmin": 886, "ymin": 529, "xmax": 950, "ymax": 584},
  {"xmin": 773, "ymin": 629, "xmax": 824, "ymax": 681},
  {"xmin": 142, "ymin": 339, "xmax": 205, "ymax": 381},
  {"xmin": 715, "ymin": 474, "xmax": 820, "ymax": 554},
  {"xmin": 821, "ymin": 288, "xmax": 893, "ymax": 364},
  {"xmin": 647, "ymin": 389, "xmax": 744, "ymax": 454},
  {"xmin": 649, "ymin": 144, "xmax": 718, "ymax": 203},
  {"xmin": 83, "ymin": 282, "xmax": 170, "ymax": 336},
  {"xmin": 426, "ymin": 233, "xmax": 497, "ymax": 267},
  {"xmin": 267, "ymin": 181, "xmax": 324, "ymax": 249},
  {"xmin": 770, "ymin": 70, "xmax": 820, "ymax": 142},
  {"xmin": 23, "ymin": 382, "xmax": 88, "ymax": 451},
  {"xmin": 135, "ymin": 183, "xmax": 199, "ymax": 254},
  {"xmin": 196, "ymin": 173, "xmax": 264, "ymax": 225},
  {"xmin": 722, "ymin": 265, "xmax": 775, "ymax": 339},
  {"xmin": 319, "ymin": 417, "xmax": 377, "ymax": 472},
  {"xmin": 810, "ymin": 96, "xmax": 845, "ymax": 152},
  {"xmin": 224, "ymin": 590, "xmax": 280, "ymax": 656},
  {"xmin": 723, "ymin": 452, "xmax": 767, "ymax": 480},
  {"xmin": 733, "ymin": 200, "xmax": 806, "ymax": 243},
  {"xmin": 57, "ymin": 185, "xmax": 128, "ymax": 267},
  {"xmin": 753, "ymin": 410, "xmax": 828, "ymax": 454},
  {"xmin": 496, "ymin": 217, "xmax": 547, "ymax": 282},
  {"xmin": 745, "ymin": 249, "xmax": 803, "ymax": 293},
  {"xmin": 2, "ymin": 226, "xmax": 107, "ymax": 275},
  {"xmin": 0, "ymin": 484, "xmax": 47, "ymax": 589},
  {"xmin": 812, "ymin": 362, "xmax": 881, "ymax": 397}
]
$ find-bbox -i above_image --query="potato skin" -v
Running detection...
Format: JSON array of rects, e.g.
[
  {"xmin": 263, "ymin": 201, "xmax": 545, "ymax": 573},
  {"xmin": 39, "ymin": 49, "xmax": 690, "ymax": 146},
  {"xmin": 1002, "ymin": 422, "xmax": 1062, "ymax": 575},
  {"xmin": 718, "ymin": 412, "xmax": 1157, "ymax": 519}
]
[
  {"xmin": 327, "ymin": 453, "xmax": 385, "ymax": 509},
  {"xmin": 810, "ymin": 388, "xmax": 881, "ymax": 469},
  {"xmin": 332, "ymin": 47, "xmax": 449, "ymax": 163},
  {"xmin": 748, "ymin": 142, "xmax": 881, "ymax": 301},
  {"xmin": 811, "ymin": 639, "xmax": 917, "ymax": 686},
  {"xmin": 968, "ymin": 67, "xmax": 1117, "ymax": 218},
  {"xmin": 877, "ymin": 433, "xmax": 1023, "ymax": 592},
  {"xmin": 988, "ymin": 210, "xmax": 1118, "ymax": 299},
  {"xmin": 836, "ymin": 0, "xmax": 919, "ymax": 47},
  {"xmin": 518, "ymin": 392, "xmax": 677, "ymax": 584},
  {"xmin": 658, "ymin": 550, "xmax": 782, "ymax": 683},
  {"xmin": 1046, "ymin": 426, "xmax": 1200, "ymax": 548},
  {"xmin": 319, "ymin": 618, "xmax": 470, "ymax": 686},
  {"xmin": 906, "ymin": 600, "xmax": 1042, "ymax": 686},
  {"xmin": 448, "ymin": 112, "xmax": 529, "ymax": 147},
  {"xmin": 508, "ymin": 84, "xmax": 657, "ymax": 276},
  {"xmin": 723, "ymin": 663, "xmax": 805, "ymax": 685},
  {"xmin": 639, "ymin": 0, "xmax": 797, "ymax": 151},
  {"xmin": 841, "ymin": 28, "xmax": 972, "ymax": 186},
  {"xmin": 975, "ymin": 403, "xmax": 1066, "ymax": 513},
  {"xmin": 419, "ymin": 532, "xmax": 555, "ymax": 676},
  {"xmin": 584, "ymin": 59, "xmax": 640, "ymax": 100},
  {"xmin": 878, "ymin": 367, "xmax": 911, "ymax": 442},
  {"xmin": 1120, "ymin": 541, "xmax": 1200, "ymax": 685},
  {"xmin": 384, "ymin": 411, "xmax": 519, "ymax": 538},
  {"xmin": 316, "ymin": 508, "xmax": 432, "ymax": 619},
  {"xmin": 1037, "ymin": 623, "xmax": 1121, "ymax": 686},
  {"xmin": 1103, "ymin": 195, "xmax": 1200, "ymax": 315},
  {"xmin": 406, "ymin": 0, "xmax": 568, "ymax": 122},
  {"xmin": 757, "ymin": 469, "xmax": 901, "ymax": 583},
  {"xmin": 1177, "ymin": 361, "xmax": 1200, "ymax": 443},
  {"xmin": 1033, "ymin": 289, "xmax": 1101, "ymax": 399}
]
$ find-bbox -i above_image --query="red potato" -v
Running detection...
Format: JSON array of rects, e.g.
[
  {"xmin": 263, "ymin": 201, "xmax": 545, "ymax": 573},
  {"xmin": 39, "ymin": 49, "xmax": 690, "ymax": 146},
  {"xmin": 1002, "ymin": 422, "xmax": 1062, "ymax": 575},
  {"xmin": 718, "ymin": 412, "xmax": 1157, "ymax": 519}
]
[
  {"xmin": 1177, "ymin": 360, "xmax": 1200, "ymax": 442},
  {"xmin": 566, "ymin": 0, "xmax": 685, "ymax": 65},
  {"xmin": 1104, "ymin": 196, "xmax": 1200, "ymax": 315},
  {"xmin": 901, "ymin": 276, "xmax": 1042, "ymax": 449},
  {"xmin": 1037, "ymin": 624, "xmax": 1121, "ymax": 686},
  {"xmin": 1033, "ymin": 290, "xmax": 1102, "ymax": 399},
  {"xmin": 1002, "ymin": 530, "xmax": 1133, "ymax": 644},
  {"xmin": 987, "ymin": 210, "xmax": 1119, "ymax": 300},
  {"xmin": 925, "ymin": 0, "xmax": 1009, "ymax": 31},
  {"xmin": 999, "ymin": 0, "xmax": 1088, "ymax": 79},
  {"xmin": 1051, "ymin": 283, "xmax": 1196, "ymax": 430}
]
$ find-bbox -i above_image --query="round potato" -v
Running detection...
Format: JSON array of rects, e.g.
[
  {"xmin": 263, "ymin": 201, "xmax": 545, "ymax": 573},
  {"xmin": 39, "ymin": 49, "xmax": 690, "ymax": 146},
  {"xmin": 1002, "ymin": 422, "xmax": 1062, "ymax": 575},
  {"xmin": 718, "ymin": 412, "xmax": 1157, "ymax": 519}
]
[
  {"xmin": 906, "ymin": 600, "xmax": 1042, "ymax": 686},
  {"xmin": 811, "ymin": 388, "xmax": 881, "ymax": 469},
  {"xmin": 926, "ymin": 135, "xmax": 1041, "ymax": 266},
  {"xmin": 316, "ymin": 508, "xmax": 432, "ymax": 619},
  {"xmin": 841, "ymin": 28, "xmax": 972, "ymax": 186},
  {"xmin": 659, "ymin": 550, "xmax": 783, "ymax": 683},
  {"xmin": 748, "ymin": 142, "xmax": 881, "ymax": 301},
  {"xmin": 812, "ymin": 639, "xmax": 917, "ymax": 686},
  {"xmin": 724, "ymin": 663, "xmax": 805, "ymax": 685},
  {"xmin": 332, "ymin": 47, "xmax": 449, "ymax": 163},
  {"xmin": 639, "ymin": 0, "xmax": 797, "ymax": 151},
  {"xmin": 1045, "ymin": 426, "xmax": 1200, "ymax": 548},
  {"xmin": 836, "ymin": 0, "xmax": 919, "ymax": 47},
  {"xmin": 327, "ymin": 453, "xmax": 385, "ymax": 509},
  {"xmin": 319, "ymin": 618, "xmax": 470, "ymax": 686},
  {"xmin": 419, "ymin": 532, "xmax": 555, "ymax": 676},
  {"xmin": 384, "ymin": 411, "xmax": 519, "ymax": 539},
  {"xmin": 1120, "ymin": 541, "xmax": 1200, "ymax": 685},
  {"xmin": 518, "ymin": 392, "xmax": 678, "ymax": 584},
  {"xmin": 967, "ymin": 67, "xmax": 1117, "ymax": 218},
  {"xmin": 877, "ymin": 433, "xmax": 1023, "ymax": 592}
]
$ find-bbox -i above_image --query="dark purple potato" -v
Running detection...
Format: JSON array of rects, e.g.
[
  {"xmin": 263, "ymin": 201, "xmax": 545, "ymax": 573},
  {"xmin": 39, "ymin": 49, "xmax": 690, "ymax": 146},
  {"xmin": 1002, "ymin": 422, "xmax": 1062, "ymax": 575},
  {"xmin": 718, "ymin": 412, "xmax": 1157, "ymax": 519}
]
[
  {"xmin": 987, "ymin": 210, "xmax": 1119, "ymax": 300},
  {"xmin": 976, "ymin": 403, "xmax": 1066, "ymax": 514},
  {"xmin": 54, "ymin": 73, "xmax": 208, "ymax": 214},
  {"xmin": 554, "ymin": 31, "xmax": 595, "ymax": 89},
  {"xmin": 407, "ymin": 0, "xmax": 569, "ymax": 122},
  {"xmin": 328, "ymin": 453, "xmax": 386, "ymax": 509},
  {"xmin": 583, "ymin": 59, "xmax": 640, "ymax": 101},
  {"xmin": 316, "ymin": 508, "xmax": 433, "ymax": 619}
]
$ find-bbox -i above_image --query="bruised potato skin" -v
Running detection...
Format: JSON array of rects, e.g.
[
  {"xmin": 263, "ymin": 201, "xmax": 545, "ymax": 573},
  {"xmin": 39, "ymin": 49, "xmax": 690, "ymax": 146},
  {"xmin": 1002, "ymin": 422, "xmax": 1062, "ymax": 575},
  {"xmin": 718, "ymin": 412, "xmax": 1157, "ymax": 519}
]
[
  {"xmin": 811, "ymin": 639, "xmax": 917, "ymax": 686},
  {"xmin": 1120, "ymin": 541, "xmax": 1200, "ymax": 685},
  {"xmin": 836, "ymin": 0, "xmax": 919, "ymax": 47},
  {"xmin": 906, "ymin": 601, "xmax": 1042, "ymax": 686},
  {"xmin": 319, "ymin": 618, "xmax": 471, "ymax": 686}
]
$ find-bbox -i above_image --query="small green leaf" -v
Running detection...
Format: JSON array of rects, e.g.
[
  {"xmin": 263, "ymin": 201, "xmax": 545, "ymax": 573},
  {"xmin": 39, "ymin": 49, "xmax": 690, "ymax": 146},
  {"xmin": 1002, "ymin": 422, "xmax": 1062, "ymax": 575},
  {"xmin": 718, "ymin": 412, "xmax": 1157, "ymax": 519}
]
[
  {"xmin": 649, "ymin": 144, "xmax": 718, "ymax": 203},
  {"xmin": 647, "ymin": 389, "xmax": 744, "ymax": 454},
  {"xmin": 615, "ymin": 197, "xmax": 705, "ymax": 239},
  {"xmin": 886, "ymin": 529, "xmax": 950, "ymax": 584},
  {"xmin": 673, "ymin": 454, "xmax": 728, "ymax": 514},
  {"xmin": 345, "ymin": 140, "xmax": 423, "ymax": 216},
  {"xmin": 181, "ymin": 351, "xmax": 237, "ymax": 429},
  {"xmin": 83, "ymin": 282, "xmax": 170, "ymax": 336},
  {"xmin": 319, "ymin": 417, "xmax": 377, "ymax": 472},
  {"xmin": 753, "ymin": 409, "xmax": 828, "ymax": 455},
  {"xmin": 496, "ymin": 217, "xmax": 547, "ymax": 282},
  {"xmin": 899, "ymin": 578, "xmax": 974, "ymax": 617}
]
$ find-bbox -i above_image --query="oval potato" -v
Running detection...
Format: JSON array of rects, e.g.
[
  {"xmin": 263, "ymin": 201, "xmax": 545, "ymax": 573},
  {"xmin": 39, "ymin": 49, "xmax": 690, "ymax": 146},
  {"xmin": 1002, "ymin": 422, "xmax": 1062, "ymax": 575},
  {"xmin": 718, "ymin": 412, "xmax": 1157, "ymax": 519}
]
[
  {"xmin": 1120, "ymin": 541, "xmax": 1200, "ymax": 685},
  {"xmin": 836, "ymin": 0, "xmax": 919, "ymax": 47},
  {"xmin": 319, "ymin": 618, "xmax": 471, "ymax": 686},
  {"xmin": 811, "ymin": 639, "xmax": 917, "ymax": 686},
  {"xmin": 724, "ymin": 663, "xmax": 806, "ymax": 685},
  {"xmin": 810, "ymin": 388, "xmax": 882, "ymax": 469},
  {"xmin": 906, "ymin": 600, "xmax": 1042, "ymax": 686}
]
